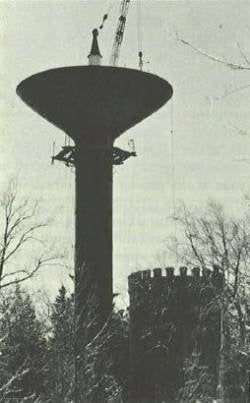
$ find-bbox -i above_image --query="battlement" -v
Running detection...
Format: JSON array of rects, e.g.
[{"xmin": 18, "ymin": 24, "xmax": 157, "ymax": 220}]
[{"xmin": 128, "ymin": 265, "xmax": 223, "ymax": 292}]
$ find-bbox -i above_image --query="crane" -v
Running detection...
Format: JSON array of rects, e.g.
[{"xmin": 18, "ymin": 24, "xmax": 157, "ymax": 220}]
[{"xmin": 110, "ymin": 0, "xmax": 130, "ymax": 67}]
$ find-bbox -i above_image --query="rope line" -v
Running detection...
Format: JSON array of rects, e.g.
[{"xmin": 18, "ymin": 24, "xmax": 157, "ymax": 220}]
[
  {"xmin": 97, "ymin": 0, "xmax": 117, "ymax": 32},
  {"xmin": 99, "ymin": 13, "xmax": 108, "ymax": 30},
  {"xmin": 136, "ymin": 0, "xmax": 143, "ymax": 70},
  {"xmin": 136, "ymin": 0, "xmax": 143, "ymax": 51},
  {"xmin": 170, "ymin": 99, "xmax": 178, "ymax": 264},
  {"xmin": 97, "ymin": 0, "xmax": 118, "ymax": 32}
]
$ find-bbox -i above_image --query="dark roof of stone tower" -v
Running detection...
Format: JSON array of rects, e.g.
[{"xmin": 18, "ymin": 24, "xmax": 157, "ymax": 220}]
[{"xmin": 88, "ymin": 29, "xmax": 102, "ymax": 57}]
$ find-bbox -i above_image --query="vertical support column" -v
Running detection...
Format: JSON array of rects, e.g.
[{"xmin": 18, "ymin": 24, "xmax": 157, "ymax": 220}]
[{"xmin": 74, "ymin": 135, "xmax": 113, "ymax": 402}]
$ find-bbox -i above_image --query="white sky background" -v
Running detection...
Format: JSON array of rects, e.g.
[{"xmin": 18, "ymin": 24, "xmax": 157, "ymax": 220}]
[{"xmin": 1, "ymin": 0, "xmax": 250, "ymax": 306}]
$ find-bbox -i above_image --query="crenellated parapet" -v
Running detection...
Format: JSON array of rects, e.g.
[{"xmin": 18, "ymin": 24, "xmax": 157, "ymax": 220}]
[
  {"xmin": 128, "ymin": 265, "xmax": 223, "ymax": 306},
  {"xmin": 128, "ymin": 265, "xmax": 223, "ymax": 283}
]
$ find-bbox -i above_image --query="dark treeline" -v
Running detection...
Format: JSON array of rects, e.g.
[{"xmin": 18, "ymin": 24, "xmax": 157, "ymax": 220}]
[
  {"xmin": 0, "ymin": 284, "xmax": 73, "ymax": 402},
  {"xmin": 0, "ymin": 284, "xmax": 128, "ymax": 403},
  {"xmin": 0, "ymin": 278, "xmax": 249, "ymax": 402}
]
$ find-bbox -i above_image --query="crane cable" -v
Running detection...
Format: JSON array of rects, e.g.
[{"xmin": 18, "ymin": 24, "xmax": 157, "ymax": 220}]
[
  {"xmin": 96, "ymin": 1, "xmax": 116, "ymax": 32},
  {"xmin": 170, "ymin": 99, "xmax": 178, "ymax": 264},
  {"xmin": 136, "ymin": 0, "xmax": 143, "ymax": 70},
  {"xmin": 98, "ymin": 13, "xmax": 108, "ymax": 31},
  {"xmin": 62, "ymin": 143, "xmax": 75, "ymax": 278}
]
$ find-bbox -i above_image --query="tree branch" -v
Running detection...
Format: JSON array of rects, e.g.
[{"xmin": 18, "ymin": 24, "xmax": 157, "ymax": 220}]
[
  {"xmin": 175, "ymin": 33, "xmax": 250, "ymax": 70},
  {"xmin": 0, "ymin": 257, "xmax": 58, "ymax": 289}
]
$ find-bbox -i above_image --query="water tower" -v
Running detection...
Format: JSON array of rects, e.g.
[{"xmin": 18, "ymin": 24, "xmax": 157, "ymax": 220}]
[{"xmin": 17, "ymin": 29, "xmax": 173, "ymax": 400}]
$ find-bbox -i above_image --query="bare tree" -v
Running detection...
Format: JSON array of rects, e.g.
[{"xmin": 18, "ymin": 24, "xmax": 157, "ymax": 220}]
[
  {"xmin": 0, "ymin": 179, "xmax": 58, "ymax": 290},
  {"xmin": 172, "ymin": 201, "xmax": 250, "ymax": 402}
]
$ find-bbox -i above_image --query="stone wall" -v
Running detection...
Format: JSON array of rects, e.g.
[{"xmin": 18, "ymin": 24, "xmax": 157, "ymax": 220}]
[{"xmin": 128, "ymin": 266, "xmax": 223, "ymax": 402}]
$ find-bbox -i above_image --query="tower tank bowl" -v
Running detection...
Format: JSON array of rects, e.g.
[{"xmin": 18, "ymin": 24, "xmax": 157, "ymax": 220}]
[{"xmin": 16, "ymin": 66, "xmax": 173, "ymax": 141}]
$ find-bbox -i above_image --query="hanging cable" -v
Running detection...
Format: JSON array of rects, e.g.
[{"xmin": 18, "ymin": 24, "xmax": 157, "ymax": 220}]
[
  {"xmin": 170, "ymin": 99, "xmax": 178, "ymax": 264},
  {"xmin": 98, "ymin": 13, "xmax": 108, "ymax": 30},
  {"xmin": 170, "ymin": 101, "xmax": 176, "ymax": 220},
  {"xmin": 106, "ymin": 0, "xmax": 117, "ymax": 15},
  {"xmin": 95, "ymin": 0, "xmax": 117, "ymax": 32},
  {"xmin": 136, "ymin": 0, "xmax": 143, "ymax": 51},
  {"xmin": 136, "ymin": 0, "xmax": 143, "ymax": 70}
]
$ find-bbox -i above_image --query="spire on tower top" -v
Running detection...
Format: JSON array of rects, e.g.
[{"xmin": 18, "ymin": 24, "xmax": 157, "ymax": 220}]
[{"xmin": 88, "ymin": 29, "xmax": 102, "ymax": 66}]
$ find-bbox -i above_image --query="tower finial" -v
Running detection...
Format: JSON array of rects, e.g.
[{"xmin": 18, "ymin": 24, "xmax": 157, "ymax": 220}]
[{"xmin": 88, "ymin": 29, "xmax": 102, "ymax": 66}]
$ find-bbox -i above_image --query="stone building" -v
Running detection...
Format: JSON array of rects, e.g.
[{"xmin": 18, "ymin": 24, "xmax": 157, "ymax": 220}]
[{"xmin": 128, "ymin": 266, "xmax": 223, "ymax": 402}]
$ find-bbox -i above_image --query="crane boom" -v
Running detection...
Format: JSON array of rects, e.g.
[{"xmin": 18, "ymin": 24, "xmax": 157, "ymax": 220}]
[{"xmin": 110, "ymin": 0, "xmax": 130, "ymax": 67}]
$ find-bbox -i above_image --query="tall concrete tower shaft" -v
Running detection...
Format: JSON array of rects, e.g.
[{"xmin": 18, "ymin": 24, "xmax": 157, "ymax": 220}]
[{"xmin": 17, "ymin": 64, "xmax": 173, "ymax": 400}]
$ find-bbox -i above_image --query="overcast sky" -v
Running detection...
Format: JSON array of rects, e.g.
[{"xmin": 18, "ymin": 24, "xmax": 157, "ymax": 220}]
[{"xmin": 1, "ymin": 0, "xmax": 250, "ymax": 306}]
